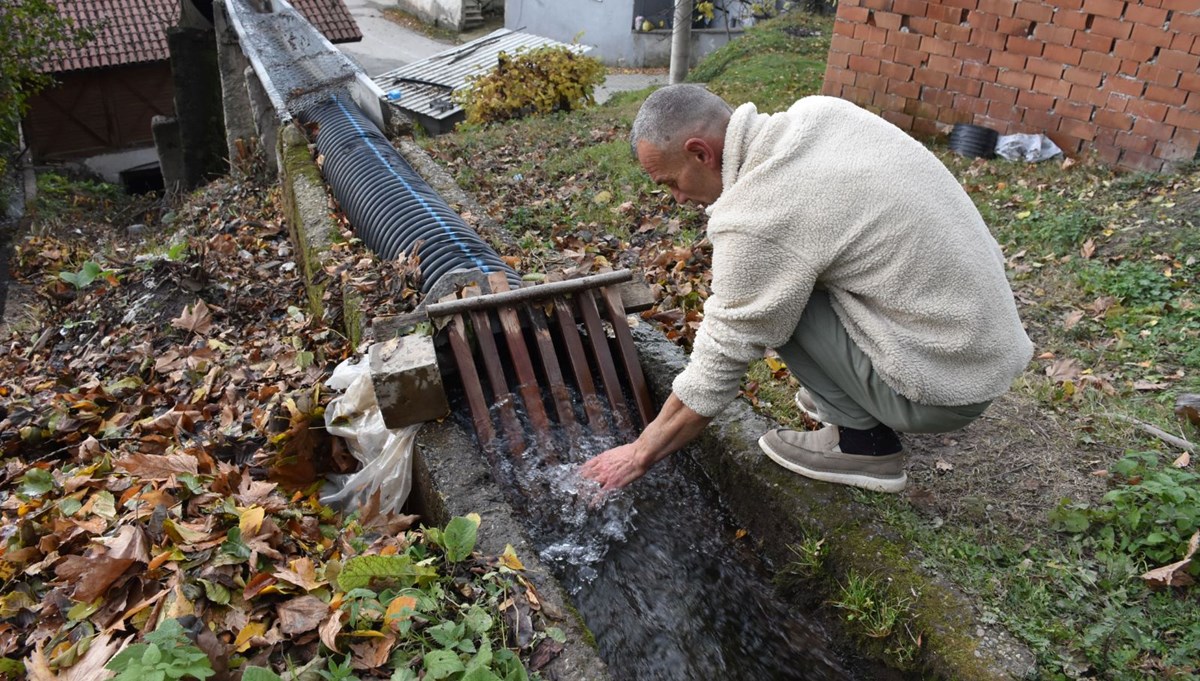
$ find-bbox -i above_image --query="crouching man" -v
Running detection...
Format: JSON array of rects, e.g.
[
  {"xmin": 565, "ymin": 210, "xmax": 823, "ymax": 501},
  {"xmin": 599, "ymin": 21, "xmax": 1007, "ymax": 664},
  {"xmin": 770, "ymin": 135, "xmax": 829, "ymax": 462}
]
[{"xmin": 581, "ymin": 85, "xmax": 1032, "ymax": 493}]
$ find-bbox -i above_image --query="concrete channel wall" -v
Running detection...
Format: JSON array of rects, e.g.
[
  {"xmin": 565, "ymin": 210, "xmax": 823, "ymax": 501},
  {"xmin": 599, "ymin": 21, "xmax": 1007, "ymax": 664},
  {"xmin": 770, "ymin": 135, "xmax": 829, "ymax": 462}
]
[{"xmin": 227, "ymin": 1, "xmax": 1039, "ymax": 677}]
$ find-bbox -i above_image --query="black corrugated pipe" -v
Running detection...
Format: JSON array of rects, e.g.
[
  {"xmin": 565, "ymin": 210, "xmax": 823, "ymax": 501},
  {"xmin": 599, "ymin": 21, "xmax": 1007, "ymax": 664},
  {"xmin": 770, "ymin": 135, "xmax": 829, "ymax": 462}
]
[{"xmin": 300, "ymin": 94, "xmax": 520, "ymax": 293}]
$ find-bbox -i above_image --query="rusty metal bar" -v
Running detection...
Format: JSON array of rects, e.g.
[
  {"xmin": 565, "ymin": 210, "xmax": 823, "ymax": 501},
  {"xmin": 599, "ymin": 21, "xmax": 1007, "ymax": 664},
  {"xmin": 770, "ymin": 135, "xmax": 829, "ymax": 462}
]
[
  {"xmin": 424, "ymin": 269, "xmax": 633, "ymax": 318},
  {"xmin": 463, "ymin": 286, "xmax": 525, "ymax": 456},
  {"xmin": 552, "ymin": 298, "xmax": 608, "ymax": 433},
  {"xmin": 576, "ymin": 291, "xmax": 631, "ymax": 432},
  {"xmin": 442, "ymin": 297, "xmax": 495, "ymax": 451},
  {"xmin": 600, "ymin": 286, "xmax": 655, "ymax": 429},
  {"xmin": 486, "ymin": 273, "xmax": 554, "ymax": 444}
]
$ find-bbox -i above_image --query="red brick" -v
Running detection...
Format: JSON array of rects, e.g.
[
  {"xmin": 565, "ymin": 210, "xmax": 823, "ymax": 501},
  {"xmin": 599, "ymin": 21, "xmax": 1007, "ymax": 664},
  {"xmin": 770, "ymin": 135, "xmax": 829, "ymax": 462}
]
[
  {"xmin": 831, "ymin": 34, "xmax": 866, "ymax": 54},
  {"xmin": 1166, "ymin": 105, "xmax": 1200, "ymax": 129},
  {"xmin": 887, "ymin": 29, "xmax": 924, "ymax": 49},
  {"xmin": 1008, "ymin": 36, "xmax": 1046, "ymax": 56},
  {"xmin": 1071, "ymin": 83, "xmax": 1110, "ymax": 106},
  {"xmin": 903, "ymin": 98, "xmax": 938, "ymax": 118},
  {"xmin": 940, "ymin": 105, "xmax": 976, "ymax": 124},
  {"xmin": 1117, "ymin": 59, "xmax": 1142, "ymax": 76},
  {"xmin": 1073, "ymin": 32, "xmax": 1115, "ymax": 52},
  {"xmin": 1170, "ymin": 32, "xmax": 1196, "ymax": 52},
  {"xmin": 925, "ymin": 86, "xmax": 957, "ymax": 107},
  {"xmin": 954, "ymin": 93, "xmax": 991, "ymax": 114},
  {"xmin": 1095, "ymin": 143, "xmax": 1122, "ymax": 164},
  {"xmin": 887, "ymin": 78, "xmax": 922, "ymax": 97},
  {"xmin": 1080, "ymin": 50, "xmax": 1120, "ymax": 72},
  {"xmin": 842, "ymin": 5, "xmax": 872, "ymax": 21},
  {"xmin": 982, "ymin": 81, "xmax": 1020, "ymax": 104},
  {"xmin": 862, "ymin": 0, "xmax": 895, "ymax": 10},
  {"xmin": 939, "ymin": 22, "xmax": 974, "ymax": 42},
  {"xmin": 1131, "ymin": 117, "xmax": 1176, "ymax": 140},
  {"xmin": 1034, "ymin": 23, "xmax": 1078, "ymax": 45},
  {"xmin": 1035, "ymin": 74, "xmax": 1075, "ymax": 97},
  {"xmin": 1125, "ymin": 4, "xmax": 1169, "ymax": 25},
  {"xmin": 1138, "ymin": 63, "xmax": 1182, "ymax": 87},
  {"xmin": 882, "ymin": 110, "xmax": 916, "ymax": 130},
  {"xmin": 1181, "ymin": 70, "xmax": 1200, "ymax": 93},
  {"xmin": 1095, "ymin": 108, "xmax": 1135, "ymax": 131},
  {"xmin": 834, "ymin": 19, "xmax": 858, "ymax": 37},
  {"xmin": 1170, "ymin": 13, "xmax": 1200, "ymax": 34},
  {"xmin": 915, "ymin": 68, "xmax": 949, "ymax": 87},
  {"xmin": 976, "ymin": 115, "xmax": 1017, "ymax": 134},
  {"xmin": 986, "ymin": 99, "xmax": 1022, "ymax": 118},
  {"xmin": 1119, "ymin": 151, "xmax": 1166, "ymax": 173},
  {"xmin": 918, "ymin": 35, "xmax": 954, "ymax": 56},
  {"xmin": 998, "ymin": 69, "xmax": 1036, "ymax": 88},
  {"xmin": 1063, "ymin": 66, "xmax": 1103, "ymax": 87},
  {"xmin": 1044, "ymin": 43, "xmax": 1085, "ymax": 65},
  {"xmin": 944, "ymin": 0, "xmax": 981, "ymax": 10},
  {"xmin": 978, "ymin": 0, "xmax": 1018, "ymax": 17},
  {"xmin": 912, "ymin": 117, "xmax": 942, "ymax": 137},
  {"xmin": 926, "ymin": 4, "xmax": 966, "ymax": 22},
  {"xmin": 854, "ymin": 22, "xmax": 890, "ymax": 43},
  {"xmin": 1057, "ymin": 99, "xmax": 1095, "ymax": 121},
  {"xmin": 1059, "ymin": 117, "xmax": 1098, "ymax": 140},
  {"xmin": 874, "ymin": 10, "xmax": 905, "ymax": 29},
  {"xmin": 972, "ymin": 28, "xmax": 1009, "ymax": 48},
  {"xmin": 1130, "ymin": 23, "xmax": 1174, "ymax": 47},
  {"xmin": 828, "ymin": 50, "xmax": 851, "ymax": 69},
  {"xmin": 1092, "ymin": 16, "xmax": 1134, "ymax": 39},
  {"xmin": 907, "ymin": 16, "xmax": 938, "ymax": 35},
  {"xmin": 881, "ymin": 60, "xmax": 915, "ymax": 80},
  {"xmin": 1046, "ymin": 0, "xmax": 1085, "ymax": 9},
  {"xmin": 840, "ymin": 0, "xmax": 863, "ymax": 7},
  {"xmin": 961, "ymin": 61, "xmax": 999, "ymax": 80},
  {"xmin": 997, "ymin": 16, "xmax": 1033, "ymax": 35},
  {"xmin": 1026, "ymin": 56, "xmax": 1067, "ymax": 78},
  {"xmin": 1162, "ymin": 0, "xmax": 1200, "ymax": 10},
  {"xmin": 858, "ymin": 72, "xmax": 889, "ymax": 92},
  {"xmin": 1191, "ymin": 35, "xmax": 1200, "ymax": 55},
  {"xmin": 1146, "ymin": 84, "xmax": 1188, "ymax": 105},
  {"xmin": 1017, "ymin": 2, "xmax": 1054, "ymax": 22},
  {"xmin": 931, "ymin": 53, "xmax": 966, "ymax": 74},
  {"xmin": 863, "ymin": 40, "xmax": 899, "ymax": 60},
  {"xmin": 1173, "ymin": 128, "xmax": 1200, "ymax": 149},
  {"xmin": 1053, "ymin": 11, "xmax": 1091, "ymax": 30},
  {"xmin": 1115, "ymin": 132, "xmax": 1156, "ymax": 154},
  {"xmin": 843, "ymin": 85, "xmax": 873, "ymax": 106},
  {"xmin": 989, "ymin": 49, "xmax": 1028, "ymax": 69},
  {"xmin": 1023, "ymin": 107, "xmax": 1059, "ymax": 132},
  {"xmin": 1160, "ymin": 49, "xmax": 1200, "ymax": 71},
  {"xmin": 1114, "ymin": 39, "xmax": 1158, "ymax": 62},
  {"xmin": 826, "ymin": 66, "xmax": 858, "ymax": 87},
  {"xmin": 1105, "ymin": 92, "xmax": 1133, "ymax": 112},
  {"xmin": 1155, "ymin": 138, "xmax": 1199, "ymax": 163},
  {"xmin": 946, "ymin": 74, "xmax": 985, "ymax": 96},
  {"xmin": 954, "ymin": 42, "xmax": 992, "ymax": 62},
  {"xmin": 895, "ymin": 46, "xmax": 928, "ymax": 66},
  {"xmin": 1126, "ymin": 98, "xmax": 1170, "ymax": 121},
  {"xmin": 1082, "ymin": 0, "xmax": 1124, "ymax": 18},
  {"xmin": 892, "ymin": 0, "xmax": 929, "ymax": 16},
  {"xmin": 967, "ymin": 10, "xmax": 999, "ymax": 30},
  {"xmin": 1018, "ymin": 89, "xmax": 1057, "ymax": 109}
]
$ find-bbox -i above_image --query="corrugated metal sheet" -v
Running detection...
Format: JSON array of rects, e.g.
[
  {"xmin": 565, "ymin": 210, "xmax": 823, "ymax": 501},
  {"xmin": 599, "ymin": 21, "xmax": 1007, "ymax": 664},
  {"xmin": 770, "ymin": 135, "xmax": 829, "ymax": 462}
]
[{"xmin": 371, "ymin": 29, "xmax": 590, "ymax": 122}]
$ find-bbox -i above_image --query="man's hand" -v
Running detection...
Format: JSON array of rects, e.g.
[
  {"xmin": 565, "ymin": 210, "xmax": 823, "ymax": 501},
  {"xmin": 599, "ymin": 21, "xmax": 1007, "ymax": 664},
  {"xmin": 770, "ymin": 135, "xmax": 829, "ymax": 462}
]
[{"xmin": 580, "ymin": 443, "xmax": 650, "ymax": 491}]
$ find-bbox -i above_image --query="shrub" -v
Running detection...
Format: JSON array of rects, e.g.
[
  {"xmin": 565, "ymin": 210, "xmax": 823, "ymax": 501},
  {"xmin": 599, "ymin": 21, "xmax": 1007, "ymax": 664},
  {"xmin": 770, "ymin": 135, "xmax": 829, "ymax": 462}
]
[{"xmin": 455, "ymin": 46, "xmax": 606, "ymax": 126}]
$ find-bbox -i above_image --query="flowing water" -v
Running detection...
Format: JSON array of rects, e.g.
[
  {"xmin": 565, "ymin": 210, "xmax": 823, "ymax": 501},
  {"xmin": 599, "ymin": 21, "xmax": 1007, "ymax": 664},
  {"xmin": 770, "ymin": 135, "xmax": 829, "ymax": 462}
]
[{"xmin": 475, "ymin": 416, "xmax": 863, "ymax": 681}]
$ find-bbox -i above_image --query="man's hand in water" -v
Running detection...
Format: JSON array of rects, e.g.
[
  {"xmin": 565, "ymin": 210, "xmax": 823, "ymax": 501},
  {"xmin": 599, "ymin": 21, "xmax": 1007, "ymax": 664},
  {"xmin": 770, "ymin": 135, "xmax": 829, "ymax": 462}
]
[{"xmin": 580, "ymin": 443, "xmax": 650, "ymax": 491}]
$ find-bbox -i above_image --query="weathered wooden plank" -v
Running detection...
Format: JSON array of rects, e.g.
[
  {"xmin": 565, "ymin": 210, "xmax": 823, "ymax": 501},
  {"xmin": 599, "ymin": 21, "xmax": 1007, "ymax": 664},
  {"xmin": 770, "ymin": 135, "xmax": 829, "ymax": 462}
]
[
  {"xmin": 486, "ymin": 273, "xmax": 553, "ymax": 441},
  {"xmin": 524, "ymin": 302, "xmax": 580, "ymax": 440},
  {"xmin": 600, "ymin": 286, "xmax": 655, "ymax": 429},
  {"xmin": 576, "ymin": 291, "xmax": 631, "ymax": 432},
  {"xmin": 441, "ymin": 295, "xmax": 495, "ymax": 451},
  {"xmin": 464, "ymin": 286, "xmax": 525, "ymax": 456},
  {"xmin": 552, "ymin": 298, "xmax": 607, "ymax": 433}
]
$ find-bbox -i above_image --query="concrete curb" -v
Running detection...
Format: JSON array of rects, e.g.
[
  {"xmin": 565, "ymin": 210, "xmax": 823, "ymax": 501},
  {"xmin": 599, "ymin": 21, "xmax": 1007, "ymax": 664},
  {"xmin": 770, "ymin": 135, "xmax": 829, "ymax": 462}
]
[{"xmin": 278, "ymin": 125, "xmax": 610, "ymax": 680}]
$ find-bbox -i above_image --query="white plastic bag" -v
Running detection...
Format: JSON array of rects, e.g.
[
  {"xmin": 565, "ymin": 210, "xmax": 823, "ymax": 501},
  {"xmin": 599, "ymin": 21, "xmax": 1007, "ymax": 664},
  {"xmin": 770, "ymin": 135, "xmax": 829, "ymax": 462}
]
[
  {"xmin": 320, "ymin": 357, "xmax": 418, "ymax": 514},
  {"xmin": 995, "ymin": 133, "xmax": 1063, "ymax": 162}
]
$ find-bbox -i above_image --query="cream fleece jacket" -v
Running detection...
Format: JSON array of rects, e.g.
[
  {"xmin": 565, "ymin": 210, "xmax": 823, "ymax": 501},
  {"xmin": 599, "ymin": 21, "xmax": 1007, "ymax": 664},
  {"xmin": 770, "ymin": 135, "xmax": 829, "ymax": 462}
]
[{"xmin": 672, "ymin": 97, "xmax": 1034, "ymax": 418}]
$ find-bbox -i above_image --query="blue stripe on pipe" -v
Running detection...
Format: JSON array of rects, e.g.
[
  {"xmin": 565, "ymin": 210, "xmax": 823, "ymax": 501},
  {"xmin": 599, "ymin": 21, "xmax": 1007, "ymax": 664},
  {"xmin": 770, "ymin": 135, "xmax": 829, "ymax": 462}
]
[{"xmin": 329, "ymin": 96, "xmax": 495, "ymax": 274}]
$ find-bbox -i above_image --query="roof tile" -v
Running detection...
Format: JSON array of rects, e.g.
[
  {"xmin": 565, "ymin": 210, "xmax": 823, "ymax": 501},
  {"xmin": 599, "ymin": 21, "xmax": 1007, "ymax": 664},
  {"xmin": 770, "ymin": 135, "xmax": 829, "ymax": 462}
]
[{"xmin": 42, "ymin": 0, "xmax": 361, "ymax": 74}]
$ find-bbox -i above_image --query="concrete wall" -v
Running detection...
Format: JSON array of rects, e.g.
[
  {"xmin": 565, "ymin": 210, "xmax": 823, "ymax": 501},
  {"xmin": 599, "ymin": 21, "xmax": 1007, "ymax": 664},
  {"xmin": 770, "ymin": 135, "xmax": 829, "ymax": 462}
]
[
  {"xmin": 395, "ymin": 0, "xmax": 463, "ymax": 29},
  {"xmin": 505, "ymin": 0, "xmax": 743, "ymax": 67},
  {"xmin": 823, "ymin": 0, "xmax": 1200, "ymax": 172}
]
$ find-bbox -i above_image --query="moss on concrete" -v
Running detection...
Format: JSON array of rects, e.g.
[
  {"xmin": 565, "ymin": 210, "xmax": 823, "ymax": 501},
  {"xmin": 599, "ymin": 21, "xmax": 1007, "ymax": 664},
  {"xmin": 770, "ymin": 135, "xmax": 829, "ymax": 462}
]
[{"xmin": 278, "ymin": 124, "xmax": 335, "ymax": 318}]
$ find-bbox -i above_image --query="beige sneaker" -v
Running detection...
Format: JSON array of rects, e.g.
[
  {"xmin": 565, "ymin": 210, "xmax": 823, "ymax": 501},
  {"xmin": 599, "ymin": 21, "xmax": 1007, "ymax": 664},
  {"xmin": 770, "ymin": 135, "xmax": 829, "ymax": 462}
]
[
  {"xmin": 794, "ymin": 387, "xmax": 821, "ymax": 421},
  {"xmin": 758, "ymin": 425, "xmax": 907, "ymax": 493}
]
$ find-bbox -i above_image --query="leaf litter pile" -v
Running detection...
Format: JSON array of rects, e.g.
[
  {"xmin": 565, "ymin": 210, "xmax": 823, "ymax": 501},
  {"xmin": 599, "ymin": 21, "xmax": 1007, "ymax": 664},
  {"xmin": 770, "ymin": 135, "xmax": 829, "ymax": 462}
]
[{"xmin": 0, "ymin": 178, "xmax": 565, "ymax": 680}]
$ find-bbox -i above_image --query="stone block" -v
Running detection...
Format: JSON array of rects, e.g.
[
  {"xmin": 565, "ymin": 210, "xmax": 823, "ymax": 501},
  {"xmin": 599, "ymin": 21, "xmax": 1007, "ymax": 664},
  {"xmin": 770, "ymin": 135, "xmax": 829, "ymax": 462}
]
[{"xmin": 370, "ymin": 334, "xmax": 449, "ymax": 429}]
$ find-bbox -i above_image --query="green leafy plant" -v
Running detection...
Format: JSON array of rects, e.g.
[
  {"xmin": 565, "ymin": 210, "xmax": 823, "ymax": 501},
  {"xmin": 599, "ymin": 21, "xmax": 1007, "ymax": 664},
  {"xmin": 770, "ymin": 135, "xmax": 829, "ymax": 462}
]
[
  {"xmin": 455, "ymin": 46, "xmax": 606, "ymax": 126},
  {"xmin": 104, "ymin": 619, "xmax": 214, "ymax": 680},
  {"xmin": 58, "ymin": 261, "xmax": 116, "ymax": 289},
  {"xmin": 317, "ymin": 656, "xmax": 359, "ymax": 681},
  {"xmin": 1051, "ymin": 451, "xmax": 1200, "ymax": 566}
]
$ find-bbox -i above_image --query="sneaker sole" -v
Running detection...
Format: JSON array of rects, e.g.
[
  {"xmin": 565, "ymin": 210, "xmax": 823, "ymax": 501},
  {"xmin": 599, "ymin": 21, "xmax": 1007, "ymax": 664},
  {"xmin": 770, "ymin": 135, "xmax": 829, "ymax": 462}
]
[
  {"xmin": 794, "ymin": 393, "xmax": 822, "ymax": 422},
  {"xmin": 758, "ymin": 435, "xmax": 908, "ymax": 494}
]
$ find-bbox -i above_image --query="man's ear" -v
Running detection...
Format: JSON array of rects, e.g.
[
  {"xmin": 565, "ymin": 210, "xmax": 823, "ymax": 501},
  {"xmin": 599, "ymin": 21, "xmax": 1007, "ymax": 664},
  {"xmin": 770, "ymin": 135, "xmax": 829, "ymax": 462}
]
[{"xmin": 683, "ymin": 137, "xmax": 719, "ymax": 170}]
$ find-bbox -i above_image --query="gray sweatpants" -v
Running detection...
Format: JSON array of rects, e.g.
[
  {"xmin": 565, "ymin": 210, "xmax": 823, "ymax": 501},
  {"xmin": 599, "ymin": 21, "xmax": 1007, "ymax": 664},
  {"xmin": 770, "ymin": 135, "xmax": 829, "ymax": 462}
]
[{"xmin": 774, "ymin": 292, "xmax": 991, "ymax": 433}]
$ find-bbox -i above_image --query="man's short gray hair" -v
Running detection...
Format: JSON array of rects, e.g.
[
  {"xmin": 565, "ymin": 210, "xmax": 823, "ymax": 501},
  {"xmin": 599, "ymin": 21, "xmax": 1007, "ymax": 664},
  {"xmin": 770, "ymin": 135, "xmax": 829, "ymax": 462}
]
[{"xmin": 629, "ymin": 84, "xmax": 733, "ymax": 156}]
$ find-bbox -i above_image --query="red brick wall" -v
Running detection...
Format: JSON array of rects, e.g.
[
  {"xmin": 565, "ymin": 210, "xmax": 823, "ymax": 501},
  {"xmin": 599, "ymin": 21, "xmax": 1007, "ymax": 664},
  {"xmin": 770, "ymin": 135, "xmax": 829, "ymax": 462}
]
[{"xmin": 822, "ymin": 0, "xmax": 1200, "ymax": 172}]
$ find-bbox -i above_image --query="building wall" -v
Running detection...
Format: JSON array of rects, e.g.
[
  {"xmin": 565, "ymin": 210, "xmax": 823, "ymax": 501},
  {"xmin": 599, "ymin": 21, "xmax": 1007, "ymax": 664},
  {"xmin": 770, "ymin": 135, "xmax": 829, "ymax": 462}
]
[
  {"xmin": 395, "ymin": 0, "xmax": 463, "ymax": 30},
  {"xmin": 822, "ymin": 0, "xmax": 1200, "ymax": 172}
]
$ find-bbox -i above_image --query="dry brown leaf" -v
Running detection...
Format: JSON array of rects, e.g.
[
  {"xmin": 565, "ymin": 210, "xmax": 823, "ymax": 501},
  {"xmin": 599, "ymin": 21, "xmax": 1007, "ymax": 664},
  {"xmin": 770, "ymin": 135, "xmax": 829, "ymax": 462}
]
[
  {"xmin": 114, "ymin": 452, "xmax": 199, "ymax": 479},
  {"xmin": 274, "ymin": 557, "xmax": 326, "ymax": 591},
  {"xmin": 1141, "ymin": 531, "xmax": 1199, "ymax": 589},
  {"xmin": 1045, "ymin": 357, "xmax": 1082, "ymax": 384},
  {"xmin": 934, "ymin": 459, "xmax": 954, "ymax": 473},
  {"xmin": 59, "ymin": 632, "xmax": 128, "ymax": 681},
  {"xmin": 1080, "ymin": 238, "xmax": 1096, "ymax": 259},
  {"xmin": 1173, "ymin": 451, "xmax": 1191, "ymax": 468},
  {"xmin": 1133, "ymin": 380, "xmax": 1167, "ymax": 392},
  {"xmin": 278, "ymin": 595, "xmax": 330, "ymax": 635},
  {"xmin": 1062, "ymin": 309, "xmax": 1084, "ymax": 331},
  {"xmin": 171, "ymin": 299, "xmax": 213, "ymax": 335},
  {"xmin": 320, "ymin": 610, "xmax": 345, "ymax": 653}
]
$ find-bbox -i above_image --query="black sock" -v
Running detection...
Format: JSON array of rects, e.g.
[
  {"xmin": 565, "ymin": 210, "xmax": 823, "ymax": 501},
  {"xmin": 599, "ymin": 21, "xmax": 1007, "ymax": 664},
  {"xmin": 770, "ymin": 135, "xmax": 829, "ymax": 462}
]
[{"xmin": 837, "ymin": 423, "xmax": 902, "ymax": 456}]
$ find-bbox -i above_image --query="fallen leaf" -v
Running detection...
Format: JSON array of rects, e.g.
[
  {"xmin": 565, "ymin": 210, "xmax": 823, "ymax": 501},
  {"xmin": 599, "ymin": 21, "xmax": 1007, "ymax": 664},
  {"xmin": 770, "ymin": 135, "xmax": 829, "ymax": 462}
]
[
  {"xmin": 1062, "ymin": 310, "xmax": 1084, "ymax": 331},
  {"xmin": 1133, "ymin": 380, "xmax": 1167, "ymax": 391},
  {"xmin": 349, "ymin": 631, "xmax": 396, "ymax": 670},
  {"xmin": 274, "ymin": 557, "xmax": 325, "ymax": 591},
  {"xmin": 1080, "ymin": 238, "xmax": 1096, "ymax": 259},
  {"xmin": 498, "ymin": 544, "xmax": 525, "ymax": 571},
  {"xmin": 278, "ymin": 595, "xmax": 329, "ymax": 635},
  {"xmin": 320, "ymin": 610, "xmax": 346, "ymax": 653},
  {"xmin": 1141, "ymin": 531, "xmax": 1199, "ymax": 589},
  {"xmin": 171, "ymin": 299, "xmax": 213, "ymax": 335},
  {"xmin": 1173, "ymin": 452, "xmax": 1191, "ymax": 468},
  {"xmin": 1046, "ymin": 358, "xmax": 1082, "ymax": 384},
  {"xmin": 935, "ymin": 459, "xmax": 954, "ymax": 473},
  {"xmin": 239, "ymin": 506, "xmax": 265, "ymax": 537},
  {"xmin": 234, "ymin": 621, "xmax": 267, "ymax": 652},
  {"xmin": 115, "ymin": 452, "xmax": 199, "ymax": 479},
  {"xmin": 384, "ymin": 595, "xmax": 418, "ymax": 632}
]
